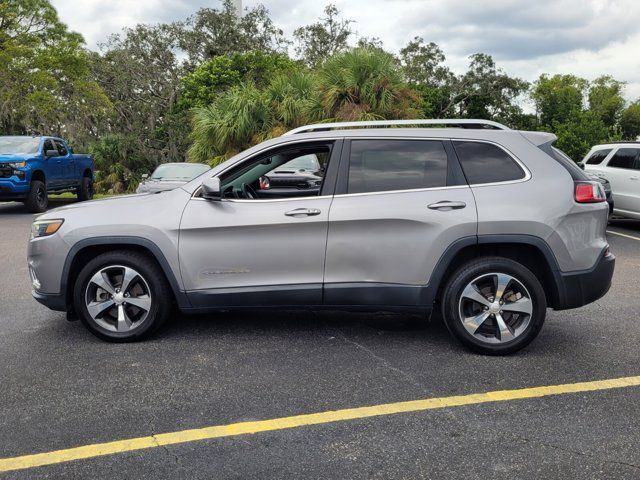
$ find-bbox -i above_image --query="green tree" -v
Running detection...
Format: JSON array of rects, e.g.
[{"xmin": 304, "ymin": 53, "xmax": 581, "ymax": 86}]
[
  {"xmin": 620, "ymin": 101, "xmax": 640, "ymax": 140},
  {"xmin": 188, "ymin": 70, "xmax": 323, "ymax": 165},
  {"xmin": 294, "ymin": 4, "xmax": 353, "ymax": 68},
  {"xmin": 531, "ymin": 74, "xmax": 588, "ymax": 127},
  {"xmin": 553, "ymin": 110, "xmax": 619, "ymax": 161},
  {"xmin": 91, "ymin": 23, "xmax": 189, "ymax": 168},
  {"xmin": 588, "ymin": 75, "xmax": 625, "ymax": 128},
  {"xmin": 90, "ymin": 134, "xmax": 152, "ymax": 193},
  {"xmin": 319, "ymin": 48, "xmax": 420, "ymax": 121},
  {"xmin": 0, "ymin": 0, "xmax": 111, "ymax": 144},
  {"xmin": 188, "ymin": 83, "xmax": 270, "ymax": 165},
  {"xmin": 178, "ymin": 51, "xmax": 299, "ymax": 110},
  {"xmin": 453, "ymin": 53, "xmax": 529, "ymax": 124},
  {"xmin": 399, "ymin": 37, "xmax": 452, "ymax": 87},
  {"xmin": 175, "ymin": 1, "xmax": 287, "ymax": 66}
]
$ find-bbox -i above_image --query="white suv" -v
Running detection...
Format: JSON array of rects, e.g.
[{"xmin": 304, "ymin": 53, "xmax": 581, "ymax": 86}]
[{"xmin": 583, "ymin": 143, "xmax": 640, "ymax": 219}]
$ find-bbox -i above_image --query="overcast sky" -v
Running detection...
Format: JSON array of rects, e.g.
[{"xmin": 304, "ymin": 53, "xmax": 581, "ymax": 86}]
[{"xmin": 51, "ymin": 0, "xmax": 640, "ymax": 102}]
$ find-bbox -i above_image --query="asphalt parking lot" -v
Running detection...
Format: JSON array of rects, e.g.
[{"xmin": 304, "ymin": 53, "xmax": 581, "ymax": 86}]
[{"xmin": 1, "ymin": 199, "xmax": 640, "ymax": 479}]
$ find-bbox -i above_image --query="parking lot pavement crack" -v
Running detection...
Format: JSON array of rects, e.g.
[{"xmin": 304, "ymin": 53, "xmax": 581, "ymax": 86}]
[
  {"xmin": 330, "ymin": 326, "xmax": 426, "ymax": 391},
  {"xmin": 151, "ymin": 431, "xmax": 203, "ymax": 478},
  {"xmin": 514, "ymin": 434, "xmax": 640, "ymax": 471}
]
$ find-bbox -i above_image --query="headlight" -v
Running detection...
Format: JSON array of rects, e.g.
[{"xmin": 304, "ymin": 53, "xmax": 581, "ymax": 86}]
[
  {"xmin": 31, "ymin": 219, "xmax": 64, "ymax": 239},
  {"xmin": 8, "ymin": 161, "xmax": 26, "ymax": 168}
]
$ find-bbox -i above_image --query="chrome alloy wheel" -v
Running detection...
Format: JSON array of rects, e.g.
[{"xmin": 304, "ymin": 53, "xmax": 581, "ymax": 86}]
[
  {"xmin": 84, "ymin": 265, "xmax": 152, "ymax": 333},
  {"xmin": 458, "ymin": 272, "xmax": 533, "ymax": 344}
]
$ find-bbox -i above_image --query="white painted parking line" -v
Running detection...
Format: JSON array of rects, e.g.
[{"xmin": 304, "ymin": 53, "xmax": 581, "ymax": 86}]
[{"xmin": 607, "ymin": 230, "xmax": 640, "ymax": 242}]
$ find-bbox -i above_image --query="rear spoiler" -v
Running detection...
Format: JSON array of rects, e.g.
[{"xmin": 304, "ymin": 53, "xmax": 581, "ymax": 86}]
[{"xmin": 519, "ymin": 131, "xmax": 557, "ymax": 147}]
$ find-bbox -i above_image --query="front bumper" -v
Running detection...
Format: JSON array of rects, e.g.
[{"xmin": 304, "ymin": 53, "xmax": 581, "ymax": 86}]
[
  {"xmin": 0, "ymin": 178, "xmax": 30, "ymax": 200},
  {"xmin": 32, "ymin": 290, "xmax": 67, "ymax": 311},
  {"xmin": 555, "ymin": 251, "xmax": 615, "ymax": 310}
]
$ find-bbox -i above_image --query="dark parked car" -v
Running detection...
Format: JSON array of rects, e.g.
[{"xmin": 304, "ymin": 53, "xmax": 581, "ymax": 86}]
[
  {"xmin": 585, "ymin": 172, "xmax": 613, "ymax": 214},
  {"xmin": 136, "ymin": 163, "xmax": 211, "ymax": 194}
]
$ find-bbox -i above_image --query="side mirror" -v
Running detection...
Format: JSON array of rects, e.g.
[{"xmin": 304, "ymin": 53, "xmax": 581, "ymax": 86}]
[
  {"xmin": 201, "ymin": 177, "xmax": 222, "ymax": 201},
  {"xmin": 45, "ymin": 149, "xmax": 58, "ymax": 158},
  {"xmin": 578, "ymin": 162, "xmax": 585, "ymax": 170},
  {"xmin": 141, "ymin": 173, "xmax": 149, "ymax": 179}
]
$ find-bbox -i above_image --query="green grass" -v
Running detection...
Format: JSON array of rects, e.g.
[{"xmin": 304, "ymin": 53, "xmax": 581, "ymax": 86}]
[{"xmin": 50, "ymin": 192, "xmax": 115, "ymax": 200}]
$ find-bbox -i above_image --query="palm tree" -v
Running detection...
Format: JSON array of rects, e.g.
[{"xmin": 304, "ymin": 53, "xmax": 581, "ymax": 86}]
[
  {"xmin": 319, "ymin": 48, "xmax": 420, "ymax": 121},
  {"xmin": 265, "ymin": 70, "xmax": 323, "ymax": 132},
  {"xmin": 188, "ymin": 82, "xmax": 271, "ymax": 165}
]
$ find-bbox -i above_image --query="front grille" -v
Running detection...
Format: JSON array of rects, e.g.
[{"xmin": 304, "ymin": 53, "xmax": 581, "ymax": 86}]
[{"xmin": 0, "ymin": 164, "xmax": 12, "ymax": 179}]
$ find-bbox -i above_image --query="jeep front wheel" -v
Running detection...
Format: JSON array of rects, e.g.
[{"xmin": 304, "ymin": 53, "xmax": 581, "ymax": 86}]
[{"xmin": 73, "ymin": 250, "xmax": 172, "ymax": 342}]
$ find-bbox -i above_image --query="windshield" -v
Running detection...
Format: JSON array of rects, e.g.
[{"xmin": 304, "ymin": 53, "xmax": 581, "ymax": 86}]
[
  {"xmin": 151, "ymin": 163, "xmax": 211, "ymax": 180},
  {"xmin": 0, "ymin": 137, "xmax": 40, "ymax": 155}
]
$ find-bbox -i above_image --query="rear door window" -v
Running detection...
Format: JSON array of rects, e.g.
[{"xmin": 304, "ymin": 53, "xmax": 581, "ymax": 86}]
[
  {"xmin": 607, "ymin": 148, "xmax": 640, "ymax": 169},
  {"xmin": 585, "ymin": 149, "xmax": 611, "ymax": 165},
  {"xmin": 347, "ymin": 140, "xmax": 448, "ymax": 194},
  {"xmin": 453, "ymin": 141, "xmax": 525, "ymax": 184}
]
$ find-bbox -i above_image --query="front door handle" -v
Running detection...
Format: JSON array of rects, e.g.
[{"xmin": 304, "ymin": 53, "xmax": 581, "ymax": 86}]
[
  {"xmin": 428, "ymin": 201, "xmax": 466, "ymax": 210},
  {"xmin": 630, "ymin": 176, "xmax": 639, "ymax": 181},
  {"xmin": 285, "ymin": 208, "xmax": 321, "ymax": 217}
]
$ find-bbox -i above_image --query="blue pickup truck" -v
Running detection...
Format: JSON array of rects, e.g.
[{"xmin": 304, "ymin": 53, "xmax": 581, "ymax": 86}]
[{"xmin": 0, "ymin": 136, "xmax": 94, "ymax": 213}]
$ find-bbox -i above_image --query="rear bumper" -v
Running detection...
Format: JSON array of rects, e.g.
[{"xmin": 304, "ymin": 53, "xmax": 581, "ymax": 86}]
[{"xmin": 555, "ymin": 251, "xmax": 615, "ymax": 310}]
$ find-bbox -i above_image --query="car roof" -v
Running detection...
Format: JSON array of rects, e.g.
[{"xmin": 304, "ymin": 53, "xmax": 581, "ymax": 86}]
[{"xmin": 590, "ymin": 142, "xmax": 640, "ymax": 150}]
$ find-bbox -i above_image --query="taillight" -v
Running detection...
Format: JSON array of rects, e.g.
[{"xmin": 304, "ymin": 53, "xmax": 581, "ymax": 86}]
[{"xmin": 574, "ymin": 181, "xmax": 606, "ymax": 203}]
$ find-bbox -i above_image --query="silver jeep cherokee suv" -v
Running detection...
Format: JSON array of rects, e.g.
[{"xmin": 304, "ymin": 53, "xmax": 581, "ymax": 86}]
[{"xmin": 28, "ymin": 119, "xmax": 615, "ymax": 354}]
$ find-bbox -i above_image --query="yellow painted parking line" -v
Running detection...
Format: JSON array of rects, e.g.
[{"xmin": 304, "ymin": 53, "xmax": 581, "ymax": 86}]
[
  {"xmin": 1, "ymin": 375, "xmax": 640, "ymax": 473},
  {"xmin": 607, "ymin": 230, "xmax": 640, "ymax": 242}
]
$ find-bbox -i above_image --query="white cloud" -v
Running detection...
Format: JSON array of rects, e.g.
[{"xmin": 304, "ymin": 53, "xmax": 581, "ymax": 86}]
[{"xmin": 51, "ymin": 0, "xmax": 640, "ymax": 101}]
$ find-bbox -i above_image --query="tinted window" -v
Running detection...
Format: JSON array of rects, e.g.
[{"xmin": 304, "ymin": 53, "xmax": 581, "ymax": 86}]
[
  {"xmin": 585, "ymin": 149, "xmax": 611, "ymax": 165},
  {"xmin": 43, "ymin": 140, "xmax": 56, "ymax": 155},
  {"xmin": 607, "ymin": 148, "xmax": 639, "ymax": 169},
  {"xmin": 347, "ymin": 140, "xmax": 448, "ymax": 194},
  {"xmin": 453, "ymin": 141, "xmax": 525, "ymax": 184},
  {"xmin": 54, "ymin": 140, "xmax": 68, "ymax": 156}
]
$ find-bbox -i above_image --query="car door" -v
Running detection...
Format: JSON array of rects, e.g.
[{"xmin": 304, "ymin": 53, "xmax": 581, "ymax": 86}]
[
  {"xmin": 631, "ymin": 155, "xmax": 640, "ymax": 214},
  {"xmin": 53, "ymin": 139, "xmax": 74, "ymax": 186},
  {"xmin": 324, "ymin": 137, "xmax": 477, "ymax": 306},
  {"xmin": 178, "ymin": 139, "xmax": 342, "ymax": 308},
  {"xmin": 603, "ymin": 147, "xmax": 640, "ymax": 213},
  {"xmin": 43, "ymin": 139, "xmax": 64, "ymax": 187}
]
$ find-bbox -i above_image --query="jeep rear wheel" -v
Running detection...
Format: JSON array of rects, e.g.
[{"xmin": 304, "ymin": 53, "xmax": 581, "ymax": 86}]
[
  {"xmin": 25, "ymin": 180, "xmax": 48, "ymax": 213},
  {"xmin": 73, "ymin": 250, "xmax": 172, "ymax": 342},
  {"xmin": 441, "ymin": 257, "xmax": 546, "ymax": 355}
]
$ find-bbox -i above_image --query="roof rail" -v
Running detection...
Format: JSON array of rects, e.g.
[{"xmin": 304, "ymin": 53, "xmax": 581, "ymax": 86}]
[{"xmin": 283, "ymin": 119, "xmax": 510, "ymax": 136}]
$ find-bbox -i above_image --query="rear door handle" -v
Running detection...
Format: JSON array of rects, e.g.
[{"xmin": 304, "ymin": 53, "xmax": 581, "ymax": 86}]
[
  {"xmin": 285, "ymin": 208, "xmax": 321, "ymax": 217},
  {"xmin": 630, "ymin": 176, "xmax": 639, "ymax": 181},
  {"xmin": 428, "ymin": 201, "xmax": 466, "ymax": 210}
]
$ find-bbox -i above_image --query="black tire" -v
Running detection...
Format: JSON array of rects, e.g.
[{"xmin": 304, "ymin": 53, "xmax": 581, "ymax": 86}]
[
  {"xmin": 73, "ymin": 250, "xmax": 172, "ymax": 342},
  {"xmin": 441, "ymin": 257, "xmax": 547, "ymax": 355},
  {"xmin": 25, "ymin": 180, "xmax": 48, "ymax": 213},
  {"xmin": 77, "ymin": 176, "xmax": 94, "ymax": 201}
]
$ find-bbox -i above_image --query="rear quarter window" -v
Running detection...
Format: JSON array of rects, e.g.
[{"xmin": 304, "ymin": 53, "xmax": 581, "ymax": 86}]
[{"xmin": 453, "ymin": 141, "xmax": 525, "ymax": 184}]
